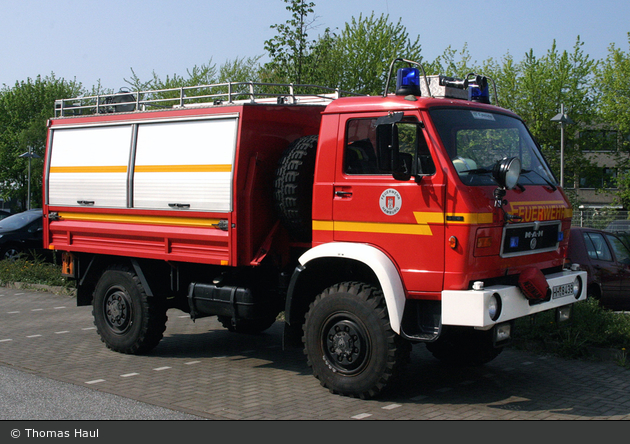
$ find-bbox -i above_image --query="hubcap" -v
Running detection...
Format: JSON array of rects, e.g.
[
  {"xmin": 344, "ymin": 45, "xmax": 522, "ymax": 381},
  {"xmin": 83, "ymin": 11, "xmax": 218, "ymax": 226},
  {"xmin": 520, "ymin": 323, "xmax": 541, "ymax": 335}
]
[
  {"xmin": 104, "ymin": 289, "xmax": 132, "ymax": 334},
  {"xmin": 3, "ymin": 248, "xmax": 21, "ymax": 261},
  {"xmin": 323, "ymin": 317, "xmax": 369, "ymax": 374}
]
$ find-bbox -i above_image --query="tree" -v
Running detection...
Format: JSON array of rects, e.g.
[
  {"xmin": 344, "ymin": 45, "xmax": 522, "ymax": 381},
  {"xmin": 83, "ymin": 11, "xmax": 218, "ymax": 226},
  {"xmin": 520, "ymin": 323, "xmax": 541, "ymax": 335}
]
[
  {"xmin": 315, "ymin": 13, "xmax": 424, "ymax": 95},
  {"xmin": 432, "ymin": 44, "xmax": 480, "ymax": 78},
  {"xmin": 262, "ymin": 0, "xmax": 323, "ymax": 85},
  {"xmin": 123, "ymin": 57, "xmax": 263, "ymax": 106},
  {"xmin": 483, "ymin": 38, "xmax": 597, "ymax": 201},
  {"xmin": 0, "ymin": 75, "xmax": 83, "ymax": 210},
  {"xmin": 596, "ymin": 33, "xmax": 630, "ymax": 208}
]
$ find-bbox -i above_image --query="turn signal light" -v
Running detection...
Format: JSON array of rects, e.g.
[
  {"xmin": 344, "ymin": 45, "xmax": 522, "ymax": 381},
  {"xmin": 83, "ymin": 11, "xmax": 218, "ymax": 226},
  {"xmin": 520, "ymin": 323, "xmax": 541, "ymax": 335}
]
[{"xmin": 448, "ymin": 236, "xmax": 458, "ymax": 249}]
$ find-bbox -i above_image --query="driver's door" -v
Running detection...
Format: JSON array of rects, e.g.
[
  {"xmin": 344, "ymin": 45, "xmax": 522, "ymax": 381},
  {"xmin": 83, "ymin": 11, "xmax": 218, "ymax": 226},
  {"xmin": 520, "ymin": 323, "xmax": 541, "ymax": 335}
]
[{"xmin": 331, "ymin": 113, "xmax": 447, "ymax": 296}]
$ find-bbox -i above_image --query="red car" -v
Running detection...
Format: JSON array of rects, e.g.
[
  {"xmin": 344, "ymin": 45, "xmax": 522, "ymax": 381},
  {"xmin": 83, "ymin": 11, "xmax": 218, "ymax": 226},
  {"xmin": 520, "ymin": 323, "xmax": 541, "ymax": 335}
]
[{"xmin": 567, "ymin": 227, "xmax": 630, "ymax": 311}]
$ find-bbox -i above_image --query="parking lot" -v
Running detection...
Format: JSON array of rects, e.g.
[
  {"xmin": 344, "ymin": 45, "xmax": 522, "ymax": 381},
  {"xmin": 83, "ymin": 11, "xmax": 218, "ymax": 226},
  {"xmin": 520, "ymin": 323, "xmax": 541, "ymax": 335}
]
[{"xmin": 2, "ymin": 286, "xmax": 630, "ymax": 420}]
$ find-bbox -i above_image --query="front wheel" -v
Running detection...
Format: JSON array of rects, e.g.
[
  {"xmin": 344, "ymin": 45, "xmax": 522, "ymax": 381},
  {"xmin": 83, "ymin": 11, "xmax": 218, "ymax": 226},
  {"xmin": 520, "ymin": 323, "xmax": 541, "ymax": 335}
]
[
  {"xmin": 92, "ymin": 266, "xmax": 167, "ymax": 354},
  {"xmin": 303, "ymin": 281, "xmax": 408, "ymax": 399}
]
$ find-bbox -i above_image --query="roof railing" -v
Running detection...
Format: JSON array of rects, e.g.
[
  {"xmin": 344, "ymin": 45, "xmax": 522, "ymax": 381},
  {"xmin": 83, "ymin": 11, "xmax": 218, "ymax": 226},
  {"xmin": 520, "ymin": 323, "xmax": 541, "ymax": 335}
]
[{"xmin": 54, "ymin": 81, "xmax": 362, "ymax": 117}]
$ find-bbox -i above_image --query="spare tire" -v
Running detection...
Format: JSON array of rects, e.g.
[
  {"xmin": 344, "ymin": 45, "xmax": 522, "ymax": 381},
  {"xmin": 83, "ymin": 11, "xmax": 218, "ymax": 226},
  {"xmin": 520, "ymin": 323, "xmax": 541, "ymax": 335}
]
[{"xmin": 274, "ymin": 135, "xmax": 318, "ymax": 242}]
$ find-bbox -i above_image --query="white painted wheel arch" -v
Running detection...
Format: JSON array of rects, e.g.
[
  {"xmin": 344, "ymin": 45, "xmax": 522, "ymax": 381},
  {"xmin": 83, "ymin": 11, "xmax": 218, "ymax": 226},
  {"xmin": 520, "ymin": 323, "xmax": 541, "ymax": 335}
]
[{"xmin": 298, "ymin": 242, "xmax": 406, "ymax": 334}]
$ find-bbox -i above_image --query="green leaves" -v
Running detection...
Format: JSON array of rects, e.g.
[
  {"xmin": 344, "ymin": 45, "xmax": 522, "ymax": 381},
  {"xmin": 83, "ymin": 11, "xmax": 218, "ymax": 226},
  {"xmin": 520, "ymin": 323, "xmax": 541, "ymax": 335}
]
[{"xmin": 0, "ymin": 75, "xmax": 82, "ymax": 210}]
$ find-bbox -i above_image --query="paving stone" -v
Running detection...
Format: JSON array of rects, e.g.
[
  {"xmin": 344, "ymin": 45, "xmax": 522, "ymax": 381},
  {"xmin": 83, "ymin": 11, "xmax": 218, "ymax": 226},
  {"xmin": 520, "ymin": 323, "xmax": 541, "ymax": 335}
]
[{"xmin": 2, "ymin": 287, "xmax": 630, "ymax": 420}]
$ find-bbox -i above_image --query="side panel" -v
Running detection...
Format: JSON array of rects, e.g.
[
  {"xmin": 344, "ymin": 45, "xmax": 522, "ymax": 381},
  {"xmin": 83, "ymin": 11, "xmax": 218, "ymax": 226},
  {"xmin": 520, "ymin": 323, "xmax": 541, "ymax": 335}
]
[
  {"xmin": 45, "ymin": 114, "xmax": 238, "ymax": 265},
  {"xmin": 48, "ymin": 125, "xmax": 133, "ymax": 207},
  {"xmin": 133, "ymin": 118, "xmax": 237, "ymax": 212}
]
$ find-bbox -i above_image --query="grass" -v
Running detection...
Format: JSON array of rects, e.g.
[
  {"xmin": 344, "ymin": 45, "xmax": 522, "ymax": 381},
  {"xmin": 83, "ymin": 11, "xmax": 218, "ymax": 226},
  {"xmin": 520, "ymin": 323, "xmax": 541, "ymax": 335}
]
[
  {"xmin": 1, "ymin": 257, "xmax": 629, "ymax": 366},
  {"xmin": 0, "ymin": 254, "xmax": 75, "ymax": 291},
  {"xmin": 513, "ymin": 298, "xmax": 630, "ymax": 365}
]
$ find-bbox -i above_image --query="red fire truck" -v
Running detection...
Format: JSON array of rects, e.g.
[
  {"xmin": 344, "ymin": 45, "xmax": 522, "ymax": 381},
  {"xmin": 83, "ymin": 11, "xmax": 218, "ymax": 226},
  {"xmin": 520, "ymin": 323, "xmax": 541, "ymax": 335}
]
[{"xmin": 43, "ymin": 58, "xmax": 586, "ymax": 399}]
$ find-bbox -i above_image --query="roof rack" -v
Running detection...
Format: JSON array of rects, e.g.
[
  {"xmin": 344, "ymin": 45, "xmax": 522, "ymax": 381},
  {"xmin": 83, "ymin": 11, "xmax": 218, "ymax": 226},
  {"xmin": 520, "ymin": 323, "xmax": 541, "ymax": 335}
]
[{"xmin": 54, "ymin": 81, "xmax": 361, "ymax": 117}]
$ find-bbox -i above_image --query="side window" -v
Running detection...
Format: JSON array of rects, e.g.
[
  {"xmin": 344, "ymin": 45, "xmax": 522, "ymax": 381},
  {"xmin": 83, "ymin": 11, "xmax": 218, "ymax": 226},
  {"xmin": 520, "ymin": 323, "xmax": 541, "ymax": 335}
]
[
  {"xmin": 606, "ymin": 234, "xmax": 630, "ymax": 264},
  {"xmin": 584, "ymin": 232, "xmax": 613, "ymax": 261},
  {"xmin": 345, "ymin": 118, "xmax": 435, "ymax": 176},
  {"xmin": 345, "ymin": 119, "xmax": 379, "ymax": 174}
]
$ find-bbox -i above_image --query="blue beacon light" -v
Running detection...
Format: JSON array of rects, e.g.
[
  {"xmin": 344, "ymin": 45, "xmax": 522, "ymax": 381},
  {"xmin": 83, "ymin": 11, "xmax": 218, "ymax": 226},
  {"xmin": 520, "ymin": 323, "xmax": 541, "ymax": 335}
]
[
  {"xmin": 468, "ymin": 76, "xmax": 490, "ymax": 104},
  {"xmin": 396, "ymin": 68, "xmax": 421, "ymax": 96}
]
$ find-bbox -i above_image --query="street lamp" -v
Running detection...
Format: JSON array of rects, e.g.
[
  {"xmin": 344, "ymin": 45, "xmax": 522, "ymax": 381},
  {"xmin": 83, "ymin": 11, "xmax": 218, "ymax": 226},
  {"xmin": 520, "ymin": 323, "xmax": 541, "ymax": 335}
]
[
  {"xmin": 551, "ymin": 104, "xmax": 574, "ymax": 188},
  {"xmin": 18, "ymin": 146, "xmax": 41, "ymax": 210}
]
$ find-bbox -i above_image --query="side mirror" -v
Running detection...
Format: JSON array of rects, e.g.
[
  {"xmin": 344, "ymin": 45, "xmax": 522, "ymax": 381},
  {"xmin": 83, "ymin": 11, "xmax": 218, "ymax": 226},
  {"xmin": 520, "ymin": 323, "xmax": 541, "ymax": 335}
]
[
  {"xmin": 394, "ymin": 153, "xmax": 412, "ymax": 181},
  {"xmin": 376, "ymin": 112, "xmax": 407, "ymax": 179}
]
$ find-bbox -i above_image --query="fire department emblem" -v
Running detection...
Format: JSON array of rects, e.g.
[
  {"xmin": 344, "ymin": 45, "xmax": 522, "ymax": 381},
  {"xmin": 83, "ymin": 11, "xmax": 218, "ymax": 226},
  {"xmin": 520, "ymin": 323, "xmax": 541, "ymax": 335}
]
[{"xmin": 379, "ymin": 189, "xmax": 402, "ymax": 216}]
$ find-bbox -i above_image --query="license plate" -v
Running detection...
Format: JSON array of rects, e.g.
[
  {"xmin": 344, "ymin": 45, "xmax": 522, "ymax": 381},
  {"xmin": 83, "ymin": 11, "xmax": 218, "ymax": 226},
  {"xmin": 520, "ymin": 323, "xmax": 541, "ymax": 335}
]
[{"xmin": 552, "ymin": 283, "xmax": 574, "ymax": 299}]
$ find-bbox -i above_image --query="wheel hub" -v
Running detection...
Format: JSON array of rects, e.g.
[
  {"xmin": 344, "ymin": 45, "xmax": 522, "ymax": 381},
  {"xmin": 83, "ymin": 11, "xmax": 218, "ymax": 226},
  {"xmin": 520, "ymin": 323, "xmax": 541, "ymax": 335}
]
[
  {"xmin": 105, "ymin": 290, "xmax": 131, "ymax": 333},
  {"xmin": 324, "ymin": 319, "xmax": 367, "ymax": 373}
]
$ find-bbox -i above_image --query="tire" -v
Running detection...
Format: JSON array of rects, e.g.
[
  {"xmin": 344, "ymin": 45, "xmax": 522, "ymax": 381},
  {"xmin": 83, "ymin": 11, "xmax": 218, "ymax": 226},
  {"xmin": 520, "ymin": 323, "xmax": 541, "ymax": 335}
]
[
  {"xmin": 303, "ymin": 281, "xmax": 408, "ymax": 399},
  {"xmin": 217, "ymin": 315, "xmax": 277, "ymax": 334},
  {"xmin": 274, "ymin": 135, "xmax": 318, "ymax": 242},
  {"xmin": 1, "ymin": 245, "xmax": 24, "ymax": 261},
  {"xmin": 426, "ymin": 326, "xmax": 502, "ymax": 366},
  {"xmin": 92, "ymin": 266, "xmax": 167, "ymax": 354}
]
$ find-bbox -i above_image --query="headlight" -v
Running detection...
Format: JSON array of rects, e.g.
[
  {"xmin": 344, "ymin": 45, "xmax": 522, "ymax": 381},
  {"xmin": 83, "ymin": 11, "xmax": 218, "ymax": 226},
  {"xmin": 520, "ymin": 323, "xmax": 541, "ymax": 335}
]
[
  {"xmin": 488, "ymin": 293, "xmax": 502, "ymax": 321},
  {"xmin": 493, "ymin": 157, "xmax": 521, "ymax": 190},
  {"xmin": 572, "ymin": 276, "xmax": 583, "ymax": 299}
]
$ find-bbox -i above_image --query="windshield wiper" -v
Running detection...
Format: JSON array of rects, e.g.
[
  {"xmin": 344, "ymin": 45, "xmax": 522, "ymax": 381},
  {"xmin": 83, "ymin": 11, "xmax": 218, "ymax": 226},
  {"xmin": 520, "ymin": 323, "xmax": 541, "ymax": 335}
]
[
  {"xmin": 520, "ymin": 169, "xmax": 557, "ymax": 191},
  {"xmin": 458, "ymin": 167, "xmax": 492, "ymax": 175}
]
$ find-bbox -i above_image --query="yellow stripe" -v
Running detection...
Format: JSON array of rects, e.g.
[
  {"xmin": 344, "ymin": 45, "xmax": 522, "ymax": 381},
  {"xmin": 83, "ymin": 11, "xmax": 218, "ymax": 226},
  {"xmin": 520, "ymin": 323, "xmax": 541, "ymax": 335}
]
[
  {"xmin": 134, "ymin": 164, "xmax": 232, "ymax": 173},
  {"xmin": 49, "ymin": 164, "xmax": 233, "ymax": 174},
  {"xmin": 336, "ymin": 221, "xmax": 432, "ymax": 235},
  {"xmin": 413, "ymin": 212, "xmax": 444, "ymax": 224},
  {"xmin": 313, "ymin": 220, "xmax": 334, "ymax": 231},
  {"xmin": 58, "ymin": 212, "xmax": 222, "ymax": 228},
  {"xmin": 443, "ymin": 212, "xmax": 494, "ymax": 224},
  {"xmin": 50, "ymin": 166, "xmax": 127, "ymax": 173},
  {"xmin": 313, "ymin": 212, "xmax": 494, "ymax": 236}
]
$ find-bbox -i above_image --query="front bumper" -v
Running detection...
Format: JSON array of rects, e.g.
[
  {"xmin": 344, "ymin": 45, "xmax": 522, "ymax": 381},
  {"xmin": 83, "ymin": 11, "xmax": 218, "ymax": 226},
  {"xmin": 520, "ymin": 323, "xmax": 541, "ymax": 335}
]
[{"xmin": 442, "ymin": 269, "xmax": 587, "ymax": 328}]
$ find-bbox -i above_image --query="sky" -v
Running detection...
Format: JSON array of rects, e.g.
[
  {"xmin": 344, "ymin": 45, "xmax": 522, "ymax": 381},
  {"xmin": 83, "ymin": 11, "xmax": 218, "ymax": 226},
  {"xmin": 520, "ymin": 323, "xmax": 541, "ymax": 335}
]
[{"xmin": 1, "ymin": 0, "xmax": 629, "ymax": 92}]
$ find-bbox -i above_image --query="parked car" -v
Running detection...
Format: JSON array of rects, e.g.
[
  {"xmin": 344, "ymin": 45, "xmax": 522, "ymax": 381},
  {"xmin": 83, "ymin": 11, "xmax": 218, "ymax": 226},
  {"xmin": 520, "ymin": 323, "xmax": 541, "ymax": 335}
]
[
  {"xmin": 0, "ymin": 210, "xmax": 11, "ymax": 220},
  {"xmin": 605, "ymin": 220, "xmax": 630, "ymax": 232},
  {"xmin": 0, "ymin": 209, "xmax": 44, "ymax": 260},
  {"xmin": 603, "ymin": 220, "xmax": 630, "ymax": 250},
  {"xmin": 567, "ymin": 227, "xmax": 630, "ymax": 311}
]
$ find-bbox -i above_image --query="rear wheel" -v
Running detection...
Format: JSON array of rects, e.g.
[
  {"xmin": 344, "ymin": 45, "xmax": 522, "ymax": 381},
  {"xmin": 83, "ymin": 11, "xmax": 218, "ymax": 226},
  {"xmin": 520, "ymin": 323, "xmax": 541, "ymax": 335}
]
[
  {"xmin": 92, "ymin": 266, "xmax": 167, "ymax": 354},
  {"xmin": 303, "ymin": 281, "xmax": 408, "ymax": 399}
]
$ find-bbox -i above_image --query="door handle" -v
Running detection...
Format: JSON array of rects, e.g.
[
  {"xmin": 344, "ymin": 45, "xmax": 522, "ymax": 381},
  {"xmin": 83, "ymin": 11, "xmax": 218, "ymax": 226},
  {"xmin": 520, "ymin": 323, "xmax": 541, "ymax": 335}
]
[
  {"xmin": 334, "ymin": 191, "xmax": 352, "ymax": 197},
  {"xmin": 169, "ymin": 203, "xmax": 191, "ymax": 209}
]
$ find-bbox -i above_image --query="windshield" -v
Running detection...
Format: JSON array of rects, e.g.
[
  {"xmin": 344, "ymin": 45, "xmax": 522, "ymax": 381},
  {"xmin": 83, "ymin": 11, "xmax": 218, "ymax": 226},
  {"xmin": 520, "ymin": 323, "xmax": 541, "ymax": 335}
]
[{"xmin": 429, "ymin": 108, "xmax": 557, "ymax": 187}]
